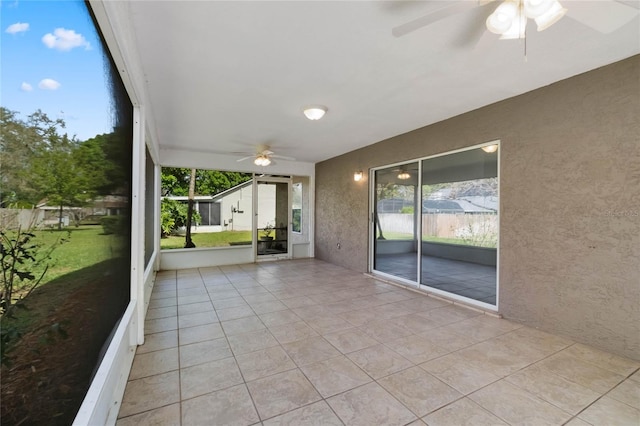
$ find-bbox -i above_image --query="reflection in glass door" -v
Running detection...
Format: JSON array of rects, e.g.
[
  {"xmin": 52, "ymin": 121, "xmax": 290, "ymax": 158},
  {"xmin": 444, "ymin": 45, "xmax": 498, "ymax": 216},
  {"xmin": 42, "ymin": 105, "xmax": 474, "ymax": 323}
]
[
  {"xmin": 420, "ymin": 146, "xmax": 498, "ymax": 305},
  {"xmin": 373, "ymin": 162, "xmax": 419, "ymax": 282},
  {"xmin": 256, "ymin": 180, "xmax": 290, "ymax": 258}
]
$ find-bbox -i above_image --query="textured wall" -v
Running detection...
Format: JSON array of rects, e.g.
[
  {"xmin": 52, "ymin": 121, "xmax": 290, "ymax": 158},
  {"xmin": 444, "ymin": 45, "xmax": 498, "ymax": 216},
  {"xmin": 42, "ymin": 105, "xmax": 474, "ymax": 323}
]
[{"xmin": 315, "ymin": 56, "xmax": 640, "ymax": 360}]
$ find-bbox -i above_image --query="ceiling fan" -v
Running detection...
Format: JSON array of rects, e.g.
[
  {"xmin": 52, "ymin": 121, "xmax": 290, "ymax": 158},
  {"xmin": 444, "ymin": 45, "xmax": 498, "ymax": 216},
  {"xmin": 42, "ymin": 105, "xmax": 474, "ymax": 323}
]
[
  {"xmin": 235, "ymin": 144, "xmax": 296, "ymax": 167},
  {"xmin": 392, "ymin": 0, "xmax": 639, "ymax": 41}
]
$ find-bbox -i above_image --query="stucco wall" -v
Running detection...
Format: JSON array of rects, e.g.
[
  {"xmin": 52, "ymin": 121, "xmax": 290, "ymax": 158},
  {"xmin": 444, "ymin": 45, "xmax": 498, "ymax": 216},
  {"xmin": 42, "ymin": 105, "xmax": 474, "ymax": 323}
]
[{"xmin": 315, "ymin": 56, "xmax": 640, "ymax": 360}]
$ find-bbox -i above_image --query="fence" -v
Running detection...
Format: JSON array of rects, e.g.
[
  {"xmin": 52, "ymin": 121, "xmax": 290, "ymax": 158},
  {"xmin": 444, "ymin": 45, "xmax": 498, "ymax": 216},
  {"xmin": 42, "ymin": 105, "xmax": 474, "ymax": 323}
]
[{"xmin": 378, "ymin": 213, "xmax": 498, "ymax": 247}]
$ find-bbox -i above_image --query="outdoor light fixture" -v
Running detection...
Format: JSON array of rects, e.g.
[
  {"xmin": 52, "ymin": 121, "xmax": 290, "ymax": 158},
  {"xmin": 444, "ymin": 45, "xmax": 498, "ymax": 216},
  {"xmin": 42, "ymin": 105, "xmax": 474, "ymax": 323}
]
[
  {"xmin": 254, "ymin": 155, "xmax": 271, "ymax": 166},
  {"xmin": 397, "ymin": 171, "xmax": 411, "ymax": 180},
  {"xmin": 482, "ymin": 144, "xmax": 499, "ymax": 153},
  {"xmin": 354, "ymin": 171, "xmax": 363, "ymax": 182},
  {"xmin": 486, "ymin": 0, "xmax": 567, "ymax": 39},
  {"xmin": 303, "ymin": 105, "xmax": 327, "ymax": 120}
]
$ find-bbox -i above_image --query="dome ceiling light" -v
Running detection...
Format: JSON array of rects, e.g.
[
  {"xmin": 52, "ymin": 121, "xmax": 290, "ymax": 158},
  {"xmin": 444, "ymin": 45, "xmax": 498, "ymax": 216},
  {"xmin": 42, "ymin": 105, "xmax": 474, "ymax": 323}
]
[{"xmin": 303, "ymin": 105, "xmax": 327, "ymax": 121}]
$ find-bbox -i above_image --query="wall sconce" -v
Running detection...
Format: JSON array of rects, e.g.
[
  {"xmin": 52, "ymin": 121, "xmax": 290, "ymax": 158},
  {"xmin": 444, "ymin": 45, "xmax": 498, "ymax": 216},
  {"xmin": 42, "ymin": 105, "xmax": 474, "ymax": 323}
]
[
  {"xmin": 482, "ymin": 144, "xmax": 499, "ymax": 153},
  {"xmin": 353, "ymin": 171, "xmax": 363, "ymax": 182}
]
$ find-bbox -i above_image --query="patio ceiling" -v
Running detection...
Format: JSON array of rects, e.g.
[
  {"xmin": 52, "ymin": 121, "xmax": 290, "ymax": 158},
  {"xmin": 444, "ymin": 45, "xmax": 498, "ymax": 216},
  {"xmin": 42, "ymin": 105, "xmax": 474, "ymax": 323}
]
[{"xmin": 109, "ymin": 1, "xmax": 639, "ymax": 165}]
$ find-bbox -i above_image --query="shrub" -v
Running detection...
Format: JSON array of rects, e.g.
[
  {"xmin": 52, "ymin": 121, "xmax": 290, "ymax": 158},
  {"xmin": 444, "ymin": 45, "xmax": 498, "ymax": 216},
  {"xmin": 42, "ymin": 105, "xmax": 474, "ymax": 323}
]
[
  {"xmin": 100, "ymin": 216, "xmax": 126, "ymax": 235},
  {"xmin": 160, "ymin": 199, "xmax": 200, "ymax": 238}
]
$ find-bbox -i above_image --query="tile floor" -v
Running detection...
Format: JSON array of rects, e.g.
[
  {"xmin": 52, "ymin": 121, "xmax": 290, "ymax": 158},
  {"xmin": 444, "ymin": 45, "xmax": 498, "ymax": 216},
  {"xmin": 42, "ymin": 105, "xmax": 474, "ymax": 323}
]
[
  {"xmin": 117, "ymin": 259, "xmax": 639, "ymax": 426},
  {"xmin": 375, "ymin": 254, "xmax": 497, "ymax": 304}
]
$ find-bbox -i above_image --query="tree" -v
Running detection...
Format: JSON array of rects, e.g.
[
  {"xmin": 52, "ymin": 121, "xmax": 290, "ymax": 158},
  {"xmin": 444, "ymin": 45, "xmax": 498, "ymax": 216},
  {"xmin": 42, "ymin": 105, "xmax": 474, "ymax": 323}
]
[
  {"xmin": 161, "ymin": 168, "xmax": 251, "ymax": 197},
  {"xmin": 184, "ymin": 169, "xmax": 196, "ymax": 248}
]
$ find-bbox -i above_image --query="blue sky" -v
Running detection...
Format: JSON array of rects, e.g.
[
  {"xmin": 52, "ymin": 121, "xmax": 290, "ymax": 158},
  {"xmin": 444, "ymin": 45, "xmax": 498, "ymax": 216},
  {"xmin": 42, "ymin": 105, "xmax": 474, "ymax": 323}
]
[{"xmin": 1, "ymin": 0, "xmax": 112, "ymax": 141}]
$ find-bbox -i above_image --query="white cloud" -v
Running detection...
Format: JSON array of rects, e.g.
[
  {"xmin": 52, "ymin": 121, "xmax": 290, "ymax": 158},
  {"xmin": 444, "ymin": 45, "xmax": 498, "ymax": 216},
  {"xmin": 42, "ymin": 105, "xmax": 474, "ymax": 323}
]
[
  {"xmin": 42, "ymin": 28, "xmax": 90, "ymax": 51},
  {"xmin": 38, "ymin": 78, "xmax": 61, "ymax": 90},
  {"xmin": 21, "ymin": 82, "xmax": 33, "ymax": 91},
  {"xmin": 5, "ymin": 22, "xmax": 29, "ymax": 34}
]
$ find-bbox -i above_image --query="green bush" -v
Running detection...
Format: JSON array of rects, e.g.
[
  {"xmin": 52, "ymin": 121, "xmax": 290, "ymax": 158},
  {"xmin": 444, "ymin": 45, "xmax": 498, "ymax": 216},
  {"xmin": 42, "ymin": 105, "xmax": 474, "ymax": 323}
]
[
  {"xmin": 160, "ymin": 199, "xmax": 201, "ymax": 238},
  {"xmin": 100, "ymin": 216, "xmax": 127, "ymax": 235}
]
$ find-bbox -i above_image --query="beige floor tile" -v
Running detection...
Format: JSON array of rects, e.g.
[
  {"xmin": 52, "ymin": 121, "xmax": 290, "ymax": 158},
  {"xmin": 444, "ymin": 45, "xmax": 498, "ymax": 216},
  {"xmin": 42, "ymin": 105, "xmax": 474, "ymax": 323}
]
[
  {"xmin": 179, "ymin": 337, "xmax": 232, "ymax": 368},
  {"xmin": 262, "ymin": 401, "xmax": 342, "ymax": 426},
  {"xmin": 145, "ymin": 316, "xmax": 178, "ymax": 335},
  {"xmin": 136, "ymin": 330, "xmax": 178, "ymax": 354},
  {"xmin": 415, "ymin": 305, "xmax": 480, "ymax": 325},
  {"xmin": 578, "ymin": 396, "xmax": 640, "ymax": 426},
  {"xmin": 563, "ymin": 417, "xmax": 592, "ymax": 426},
  {"xmin": 146, "ymin": 306, "xmax": 177, "ymax": 320},
  {"xmin": 385, "ymin": 335, "xmax": 450, "ymax": 364},
  {"xmin": 119, "ymin": 371, "xmax": 180, "ymax": 418},
  {"xmin": 129, "ymin": 347, "xmax": 179, "ymax": 380},
  {"xmin": 216, "ymin": 305, "xmax": 256, "ymax": 321},
  {"xmin": 327, "ymin": 382, "xmax": 417, "ymax": 426},
  {"xmin": 182, "ymin": 384, "xmax": 260, "ymax": 426},
  {"xmin": 347, "ymin": 343, "xmax": 413, "ymax": 379},
  {"xmin": 222, "ymin": 315, "xmax": 266, "ymax": 336},
  {"xmin": 406, "ymin": 420, "xmax": 427, "ymax": 426},
  {"xmin": 148, "ymin": 298, "xmax": 177, "ymax": 309},
  {"xmin": 417, "ymin": 326, "xmax": 474, "ymax": 352},
  {"xmin": 259, "ymin": 309, "xmax": 301, "ymax": 327},
  {"xmin": 177, "ymin": 286, "xmax": 207, "ymax": 297},
  {"xmin": 116, "ymin": 403, "xmax": 180, "ymax": 426},
  {"xmin": 629, "ymin": 369, "xmax": 640, "ymax": 383},
  {"xmin": 493, "ymin": 326, "xmax": 572, "ymax": 357},
  {"xmin": 378, "ymin": 366, "xmax": 462, "ymax": 417},
  {"xmin": 607, "ymin": 378, "xmax": 640, "ymax": 409},
  {"xmin": 420, "ymin": 352, "xmax": 501, "ymax": 395},
  {"xmin": 454, "ymin": 341, "xmax": 539, "ymax": 377},
  {"xmin": 243, "ymin": 293, "xmax": 278, "ymax": 304},
  {"xmin": 300, "ymin": 355, "xmax": 372, "ymax": 397},
  {"xmin": 338, "ymin": 308, "xmax": 380, "ymax": 326},
  {"xmin": 393, "ymin": 313, "xmax": 441, "ymax": 334},
  {"xmin": 227, "ymin": 328, "xmax": 279, "ymax": 355},
  {"xmin": 235, "ymin": 346, "xmax": 297, "ymax": 382},
  {"xmin": 269, "ymin": 321, "xmax": 319, "ymax": 344},
  {"xmin": 177, "ymin": 301, "xmax": 214, "ymax": 316},
  {"xmin": 422, "ymin": 397, "xmax": 508, "ymax": 426},
  {"xmin": 177, "ymin": 294, "xmax": 210, "ymax": 306},
  {"xmin": 178, "ymin": 310, "xmax": 218, "ymax": 329},
  {"xmin": 281, "ymin": 296, "xmax": 317, "ymax": 308},
  {"xmin": 250, "ymin": 300, "xmax": 289, "ymax": 315},
  {"xmin": 469, "ymin": 380, "xmax": 572, "ymax": 425},
  {"xmin": 505, "ymin": 364, "xmax": 602, "ymax": 414},
  {"xmin": 323, "ymin": 328, "xmax": 379, "ymax": 354},
  {"xmin": 180, "ymin": 357, "xmax": 243, "ymax": 400},
  {"xmin": 150, "ymin": 289, "xmax": 176, "ymax": 300},
  {"xmin": 358, "ymin": 319, "xmax": 414, "ymax": 342},
  {"xmin": 437, "ymin": 317, "xmax": 508, "ymax": 343},
  {"xmin": 208, "ymin": 289, "xmax": 242, "ymax": 300},
  {"xmin": 563, "ymin": 343, "xmax": 640, "ymax": 376},
  {"xmin": 537, "ymin": 351, "xmax": 625, "ymax": 394},
  {"xmin": 247, "ymin": 369, "xmax": 322, "ymax": 420},
  {"xmin": 306, "ymin": 316, "xmax": 353, "ymax": 335},
  {"xmin": 282, "ymin": 335, "xmax": 341, "ymax": 366},
  {"xmin": 212, "ymin": 296, "xmax": 249, "ymax": 310},
  {"xmin": 178, "ymin": 322, "xmax": 224, "ymax": 345}
]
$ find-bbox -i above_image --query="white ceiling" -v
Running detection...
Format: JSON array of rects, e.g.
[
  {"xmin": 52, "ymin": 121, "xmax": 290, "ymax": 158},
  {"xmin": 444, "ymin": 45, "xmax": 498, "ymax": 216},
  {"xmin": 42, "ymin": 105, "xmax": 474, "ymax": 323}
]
[{"xmin": 120, "ymin": 0, "xmax": 639, "ymax": 165}]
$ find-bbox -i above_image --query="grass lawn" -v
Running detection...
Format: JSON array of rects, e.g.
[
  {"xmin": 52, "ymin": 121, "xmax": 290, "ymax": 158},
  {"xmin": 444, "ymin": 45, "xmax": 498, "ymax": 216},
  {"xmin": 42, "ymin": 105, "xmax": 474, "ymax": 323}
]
[
  {"xmin": 28, "ymin": 225, "xmax": 123, "ymax": 284},
  {"xmin": 161, "ymin": 230, "xmax": 252, "ymax": 249}
]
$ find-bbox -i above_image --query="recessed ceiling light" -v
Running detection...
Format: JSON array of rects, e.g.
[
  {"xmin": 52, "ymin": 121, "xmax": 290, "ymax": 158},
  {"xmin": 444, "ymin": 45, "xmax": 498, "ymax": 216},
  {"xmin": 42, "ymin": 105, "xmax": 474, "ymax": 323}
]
[{"xmin": 303, "ymin": 105, "xmax": 327, "ymax": 120}]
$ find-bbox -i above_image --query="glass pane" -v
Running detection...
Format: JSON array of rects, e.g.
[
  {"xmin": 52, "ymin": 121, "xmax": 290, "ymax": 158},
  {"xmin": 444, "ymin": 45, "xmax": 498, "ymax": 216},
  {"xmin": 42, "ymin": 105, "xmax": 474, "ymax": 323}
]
[
  {"xmin": 421, "ymin": 146, "xmax": 498, "ymax": 305},
  {"xmin": 373, "ymin": 162, "xmax": 419, "ymax": 281},
  {"xmin": 257, "ymin": 181, "xmax": 288, "ymax": 256},
  {"xmin": 292, "ymin": 182, "xmax": 302, "ymax": 233}
]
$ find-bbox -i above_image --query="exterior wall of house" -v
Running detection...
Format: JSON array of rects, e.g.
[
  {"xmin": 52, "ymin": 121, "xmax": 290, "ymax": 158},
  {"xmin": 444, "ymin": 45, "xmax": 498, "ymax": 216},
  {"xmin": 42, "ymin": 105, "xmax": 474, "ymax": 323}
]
[{"xmin": 315, "ymin": 56, "xmax": 640, "ymax": 360}]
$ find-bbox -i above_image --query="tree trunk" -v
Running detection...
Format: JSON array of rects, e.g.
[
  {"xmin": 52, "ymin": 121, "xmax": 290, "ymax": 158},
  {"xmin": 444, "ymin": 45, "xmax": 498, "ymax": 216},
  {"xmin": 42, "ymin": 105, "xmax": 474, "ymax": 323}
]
[{"xmin": 184, "ymin": 168, "xmax": 196, "ymax": 248}]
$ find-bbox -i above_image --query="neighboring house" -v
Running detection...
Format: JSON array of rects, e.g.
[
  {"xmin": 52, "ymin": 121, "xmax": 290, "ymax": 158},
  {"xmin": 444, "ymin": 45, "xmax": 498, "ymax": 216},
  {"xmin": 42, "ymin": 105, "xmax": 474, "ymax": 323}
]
[{"xmin": 163, "ymin": 180, "xmax": 276, "ymax": 233}]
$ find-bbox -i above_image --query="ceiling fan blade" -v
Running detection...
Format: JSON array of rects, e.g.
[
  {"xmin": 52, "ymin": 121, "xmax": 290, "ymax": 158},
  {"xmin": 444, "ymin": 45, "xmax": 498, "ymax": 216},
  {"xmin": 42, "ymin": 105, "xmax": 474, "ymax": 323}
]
[
  {"xmin": 392, "ymin": 1, "xmax": 479, "ymax": 37},
  {"xmin": 271, "ymin": 154, "xmax": 296, "ymax": 161},
  {"xmin": 236, "ymin": 156, "xmax": 253, "ymax": 162},
  {"xmin": 261, "ymin": 149, "xmax": 275, "ymax": 156},
  {"xmin": 565, "ymin": 0, "xmax": 639, "ymax": 34}
]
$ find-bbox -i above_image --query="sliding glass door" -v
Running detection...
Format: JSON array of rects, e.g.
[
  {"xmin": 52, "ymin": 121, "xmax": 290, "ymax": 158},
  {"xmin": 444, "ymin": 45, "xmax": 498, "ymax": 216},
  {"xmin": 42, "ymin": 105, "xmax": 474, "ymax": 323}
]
[
  {"xmin": 371, "ymin": 144, "xmax": 499, "ymax": 307},
  {"xmin": 373, "ymin": 162, "xmax": 419, "ymax": 282}
]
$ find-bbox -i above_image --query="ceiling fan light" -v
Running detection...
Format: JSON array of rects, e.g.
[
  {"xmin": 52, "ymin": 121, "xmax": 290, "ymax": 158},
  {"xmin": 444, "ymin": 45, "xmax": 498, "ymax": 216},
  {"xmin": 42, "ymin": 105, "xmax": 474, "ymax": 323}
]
[
  {"xmin": 524, "ymin": 0, "xmax": 554, "ymax": 19},
  {"xmin": 499, "ymin": 10, "xmax": 527, "ymax": 39},
  {"xmin": 303, "ymin": 106, "xmax": 327, "ymax": 120},
  {"xmin": 254, "ymin": 155, "xmax": 271, "ymax": 166},
  {"xmin": 535, "ymin": 1, "xmax": 567, "ymax": 31},
  {"xmin": 486, "ymin": 1, "xmax": 519, "ymax": 34}
]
